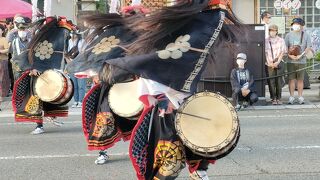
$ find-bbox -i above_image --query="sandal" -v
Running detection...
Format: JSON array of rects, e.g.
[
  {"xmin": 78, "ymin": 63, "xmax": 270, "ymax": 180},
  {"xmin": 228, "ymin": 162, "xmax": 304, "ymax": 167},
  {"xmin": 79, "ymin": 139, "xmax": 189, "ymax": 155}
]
[{"xmin": 277, "ymin": 99, "xmax": 283, "ymax": 105}]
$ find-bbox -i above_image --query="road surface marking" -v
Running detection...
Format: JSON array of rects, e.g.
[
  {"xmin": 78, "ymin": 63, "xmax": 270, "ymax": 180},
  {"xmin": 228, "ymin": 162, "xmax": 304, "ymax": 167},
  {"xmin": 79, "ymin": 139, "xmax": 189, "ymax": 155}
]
[
  {"xmin": 0, "ymin": 152, "xmax": 129, "ymax": 160},
  {"xmin": 1, "ymin": 146, "xmax": 320, "ymax": 160}
]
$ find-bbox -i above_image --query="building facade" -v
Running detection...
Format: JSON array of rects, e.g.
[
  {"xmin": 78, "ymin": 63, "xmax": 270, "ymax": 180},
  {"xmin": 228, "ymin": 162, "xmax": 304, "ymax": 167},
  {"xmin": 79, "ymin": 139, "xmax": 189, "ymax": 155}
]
[
  {"xmin": 232, "ymin": 0, "xmax": 320, "ymax": 52},
  {"xmin": 232, "ymin": 0, "xmax": 320, "ymax": 33}
]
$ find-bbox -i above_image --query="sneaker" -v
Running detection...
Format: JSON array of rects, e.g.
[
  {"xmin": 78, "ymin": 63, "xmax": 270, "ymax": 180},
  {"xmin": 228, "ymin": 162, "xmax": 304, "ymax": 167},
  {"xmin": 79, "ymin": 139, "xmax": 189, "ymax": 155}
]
[
  {"xmin": 242, "ymin": 101, "xmax": 249, "ymax": 108},
  {"xmin": 288, "ymin": 96, "xmax": 295, "ymax": 105},
  {"xmin": 44, "ymin": 117, "xmax": 64, "ymax": 127},
  {"xmin": 189, "ymin": 170, "xmax": 209, "ymax": 180},
  {"xmin": 277, "ymin": 99, "xmax": 283, "ymax": 105},
  {"xmin": 95, "ymin": 152, "xmax": 109, "ymax": 165},
  {"xmin": 30, "ymin": 127, "xmax": 44, "ymax": 135},
  {"xmin": 298, "ymin": 96, "xmax": 305, "ymax": 104},
  {"xmin": 235, "ymin": 104, "xmax": 241, "ymax": 111},
  {"xmin": 71, "ymin": 102, "xmax": 78, "ymax": 108},
  {"xmin": 272, "ymin": 99, "xmax": 277, "ymax": 105},
  {"xmin": 76, "ymin": 102, "xmax": 82, "ymax": 108}
]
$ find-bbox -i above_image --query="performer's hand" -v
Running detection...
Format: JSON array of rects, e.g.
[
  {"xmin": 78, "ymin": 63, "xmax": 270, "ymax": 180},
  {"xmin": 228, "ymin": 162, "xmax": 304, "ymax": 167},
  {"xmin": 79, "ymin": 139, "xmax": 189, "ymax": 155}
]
[
  {"xmin": 165, "ymin": 102, "xmax": 175, "ymax": 114},
  {"xmin": 92, "ymin": 75, "xmax": 100, "ymax": 84},
  {"xmin": 29, "ymin": 69, "xmax": 41, "ymax": 76},
  {"xmin": 147, "ymin": 96, "xmax": 158, "ymax": 107}
]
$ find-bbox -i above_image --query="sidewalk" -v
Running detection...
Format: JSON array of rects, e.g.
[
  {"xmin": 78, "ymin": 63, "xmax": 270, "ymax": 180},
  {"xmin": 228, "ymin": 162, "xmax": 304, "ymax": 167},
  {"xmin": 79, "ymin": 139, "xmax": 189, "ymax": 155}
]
[
  {"xmin": 1, "ymin": 83, "xmax": 320, "ymax": 113},
  {"xmin": 248, "ymin": 82, "xmax": 320, "ymax": 110}
]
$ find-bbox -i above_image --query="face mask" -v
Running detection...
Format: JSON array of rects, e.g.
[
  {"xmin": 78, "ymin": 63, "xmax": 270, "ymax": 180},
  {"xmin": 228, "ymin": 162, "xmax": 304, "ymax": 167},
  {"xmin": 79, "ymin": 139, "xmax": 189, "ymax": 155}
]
[
  {"xmin": 292, "ymin": 24, "xmax": 301, "ymax": 31},
  {"xmin": 269, "ymin": 31, "xmax": 277, "ymax": 37},
  {"xmin": 236, "ymin": 59, "xmax": 246, "ymax": 68},
  {"xmin": 18, "ymin": 31, "xmax": 27, "ymax": 39}
]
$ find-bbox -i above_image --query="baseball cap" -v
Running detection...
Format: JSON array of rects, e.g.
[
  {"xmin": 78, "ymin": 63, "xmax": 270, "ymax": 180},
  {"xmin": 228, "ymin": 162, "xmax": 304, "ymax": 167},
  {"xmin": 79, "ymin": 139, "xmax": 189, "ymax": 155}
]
[
  {"xmin": 14, "ymin": 16, "xmax": 25, "ymax": 24},
  {"xmin": 236, "ymin": 53, "xmax": 247, "ymax": 60},
  {"xmin": 291, "ymin": 18, "xmax": 305, "ymax": 26}
]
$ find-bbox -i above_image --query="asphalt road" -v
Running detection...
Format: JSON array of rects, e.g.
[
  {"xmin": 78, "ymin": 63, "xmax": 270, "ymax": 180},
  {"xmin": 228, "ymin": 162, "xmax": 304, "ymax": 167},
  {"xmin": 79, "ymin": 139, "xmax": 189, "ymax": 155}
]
[{"xmin": 0, "ymin": 108, "xmax": 320, "ymax": 180}]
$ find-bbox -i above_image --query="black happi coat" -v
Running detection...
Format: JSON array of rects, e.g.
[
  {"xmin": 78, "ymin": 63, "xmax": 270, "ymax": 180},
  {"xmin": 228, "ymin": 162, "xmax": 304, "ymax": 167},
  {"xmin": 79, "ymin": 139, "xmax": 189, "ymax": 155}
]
[
  {"xmin": 105, "ymin": 10, "xmax": 226, "ymax": 94},
  {"xmin": 12, "ymin": 21, "xmax": 71, "ymax": 122}
]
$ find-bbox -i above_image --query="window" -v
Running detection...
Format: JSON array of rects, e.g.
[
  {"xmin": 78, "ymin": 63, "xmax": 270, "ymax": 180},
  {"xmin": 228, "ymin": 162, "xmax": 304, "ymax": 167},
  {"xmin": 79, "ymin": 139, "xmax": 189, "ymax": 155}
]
[{"xmin": 259, "ymin": 0, "xmax": 320, "ymax": 32}]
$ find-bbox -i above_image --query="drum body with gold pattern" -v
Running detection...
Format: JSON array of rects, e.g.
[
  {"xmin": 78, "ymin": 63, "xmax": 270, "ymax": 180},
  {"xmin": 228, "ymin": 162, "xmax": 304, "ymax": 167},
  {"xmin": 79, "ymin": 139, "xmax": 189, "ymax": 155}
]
[
  {"xmin": 34, "ymin": 69, "xmax": 74, "ymax": 105},
  {"xmin": 175, "ymin": 91, "xmax": 239, "ymax": 159},
  {"xmin": 108, "ymin": 80, "xmax": 143, "ymax": 120}
]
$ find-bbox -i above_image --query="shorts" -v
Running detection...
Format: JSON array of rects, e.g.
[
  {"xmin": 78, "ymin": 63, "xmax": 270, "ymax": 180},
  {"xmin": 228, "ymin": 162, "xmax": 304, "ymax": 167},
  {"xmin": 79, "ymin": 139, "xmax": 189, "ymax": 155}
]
[{"xmin": 287, "ymin": 63, "xmax": 305, "ymax": 80}]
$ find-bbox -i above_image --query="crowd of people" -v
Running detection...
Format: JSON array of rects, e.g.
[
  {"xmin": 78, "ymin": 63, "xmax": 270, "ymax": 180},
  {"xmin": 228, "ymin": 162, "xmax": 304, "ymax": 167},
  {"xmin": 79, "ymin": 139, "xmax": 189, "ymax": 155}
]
[
  {"xmin": 232, "ymin": 11, "xmax": 313, "ymax": 110},
  {"xmin": 0, "ymin": 1, "xmax": 316, "ymax": 180}
]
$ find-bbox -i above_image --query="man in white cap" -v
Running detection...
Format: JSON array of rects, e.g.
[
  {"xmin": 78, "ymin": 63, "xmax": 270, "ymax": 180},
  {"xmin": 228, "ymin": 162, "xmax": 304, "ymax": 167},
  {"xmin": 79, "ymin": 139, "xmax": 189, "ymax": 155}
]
[
  {"xmin": 230, "ymin": 53, "xmax": 258, "ymax": 110},
  {"xmin": 6, "ymin": 15, "xmax": 32, "ymax": 45}
]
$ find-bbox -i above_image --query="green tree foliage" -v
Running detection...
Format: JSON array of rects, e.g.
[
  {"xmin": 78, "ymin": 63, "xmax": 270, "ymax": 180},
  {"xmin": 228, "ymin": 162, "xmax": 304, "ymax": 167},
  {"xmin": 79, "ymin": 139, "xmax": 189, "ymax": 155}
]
[{"xmin": 96, "ymin": 0, "xmax": 109, "ymax": 13}]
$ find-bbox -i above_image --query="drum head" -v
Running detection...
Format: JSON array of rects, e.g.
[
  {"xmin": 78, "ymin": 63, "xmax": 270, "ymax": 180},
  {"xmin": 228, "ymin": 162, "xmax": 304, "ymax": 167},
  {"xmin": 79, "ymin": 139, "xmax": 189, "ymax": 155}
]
[
  {"xmin": 108, "ymin": 80, "xmax": 143, "ymax": 118},
  {"xmin": 175, "ymin": 91, "xmax": 238, "ymax": 155},
  {"xmin": 35, "ymin": 70, "xmax": 65, "ymax": 102}
]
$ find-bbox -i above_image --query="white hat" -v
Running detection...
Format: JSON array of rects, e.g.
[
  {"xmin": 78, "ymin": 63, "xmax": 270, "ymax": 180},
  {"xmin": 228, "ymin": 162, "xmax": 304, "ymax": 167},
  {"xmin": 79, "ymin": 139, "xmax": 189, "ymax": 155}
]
[
  {"xmin": 14, "ymin": 17, "xmax": 25, "ymax": 24},
  {"xmin": 236, "ymin": 53, "xmax": 247, "ymax": 60}
]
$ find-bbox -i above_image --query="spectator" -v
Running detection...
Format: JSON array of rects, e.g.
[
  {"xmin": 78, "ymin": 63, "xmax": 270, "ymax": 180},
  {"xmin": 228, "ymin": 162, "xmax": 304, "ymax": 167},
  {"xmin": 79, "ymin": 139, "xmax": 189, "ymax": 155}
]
[
  {"xmin": 65, "ymin": 31, "xmax": 86, "ymax": 108},
  {"xmin": 265, "ymin": 24, "xmax": 286, "ymax": 105},
  {"xmin": 261, "ymin": 11, "xmax": 272, "ymax": 38},
  {"xmin": 6, "ymin": 15, "xmax": 32, "ymax": 45},
  {"xmin": 0, "ymin": 24, "xmax": 10, "ymax": 110},
  {"xmin": 230, "ymin": 53, "xmax": 258, "ymax": 111},
  {"xmin": 10, "ymin": 23, "xmax": 30, "ymax": 81},
  {"xmin": 285, "ymin": 18, "xmax": 312, "ymax": 104},
  {"xmin": 6, "ymin": 15, "xmax": 32, "ymax": 93}
]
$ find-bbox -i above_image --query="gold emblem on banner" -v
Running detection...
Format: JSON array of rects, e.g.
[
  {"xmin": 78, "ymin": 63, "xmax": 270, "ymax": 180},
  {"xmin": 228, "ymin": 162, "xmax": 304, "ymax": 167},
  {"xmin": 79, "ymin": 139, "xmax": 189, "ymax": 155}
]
[
  {"xmin": 34, "ymin": 40, "xmax": 54, "ymax": 60},
  {"xmin": 92, "ymin": 36, "xmax": 120, "ymax": 55},
  {"xmin": 153, "ymin": 140, "xmax": 185, "ymax": 177},
  {"xmin": 157, "ymin": 34, "xmax": 191, "ymax": 60},
  {"xmin": 92, "ymin": 112, "xmax": 116, "ymax": 138},
  {"xmin": 25, "ymin": 95, "xmax": 41, "ymax": 114}
]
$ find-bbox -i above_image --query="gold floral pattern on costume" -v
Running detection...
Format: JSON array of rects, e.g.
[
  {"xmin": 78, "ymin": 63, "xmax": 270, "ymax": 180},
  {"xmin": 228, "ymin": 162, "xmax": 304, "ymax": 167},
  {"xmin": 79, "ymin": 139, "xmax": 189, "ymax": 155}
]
[
  {"xmin": 34, "ymin": 40, "xmax": 54, "ymax": 60},
  {"xmin": 157, "ymin": 34, "xmax": 191, "ymax": 60},
  {"xmin": 92, "ymin": 36, "xmax": 120, "ymax": 55},
  {"xmin": 153, "ymin": 140, "xmax": 185, "ymax": 177},
  {"xmin": 25, "ymin": 95, "xmax": 40, "ymax": 114},
  {"xmin": 92, "ymin": 112, "xmax": 115, "ymax": 138}
]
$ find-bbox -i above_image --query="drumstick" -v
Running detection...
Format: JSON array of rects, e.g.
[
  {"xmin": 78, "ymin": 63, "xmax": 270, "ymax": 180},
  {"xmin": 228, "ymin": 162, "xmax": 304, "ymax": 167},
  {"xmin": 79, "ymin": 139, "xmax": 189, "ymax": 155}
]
[
  {"xmin": 177, "ymin": 112, "xmax": 211, "ymax": 121},
  {"xmin": 37, "ymin": 76, "xmax": 49, "ymax": 84},
  {"xmin": 174, "ymin": 45, "xmax": 208, "ymax": 53}
]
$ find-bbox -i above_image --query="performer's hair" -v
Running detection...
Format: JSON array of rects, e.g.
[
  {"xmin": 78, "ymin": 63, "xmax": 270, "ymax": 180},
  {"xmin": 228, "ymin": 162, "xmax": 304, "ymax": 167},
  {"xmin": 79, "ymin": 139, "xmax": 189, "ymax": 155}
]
[
  {"xmin": 82, "ymin": 14, "xmax": 124, "ymax": 44},
  {"xmin": 81, "ymin": 11, "xmax": 144, "ymax": 45},
  {"xmin": 125, "ymin": 0, "xmax": 243, "ymax": 55}
]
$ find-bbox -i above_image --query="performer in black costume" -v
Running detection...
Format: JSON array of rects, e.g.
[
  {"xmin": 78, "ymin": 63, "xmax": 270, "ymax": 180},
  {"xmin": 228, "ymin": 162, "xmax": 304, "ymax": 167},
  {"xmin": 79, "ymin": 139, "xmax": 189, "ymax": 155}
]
[
  {"xmin": 67, "ymin": 6, "xmax": 149, "ymax": 164},
  {"xmin": 100, "ymin": 0, "xmax": 242, "ymax": 179},
  {"xmin": 12, "ymin": 17, "xmax": 75, "ymax": 134}
]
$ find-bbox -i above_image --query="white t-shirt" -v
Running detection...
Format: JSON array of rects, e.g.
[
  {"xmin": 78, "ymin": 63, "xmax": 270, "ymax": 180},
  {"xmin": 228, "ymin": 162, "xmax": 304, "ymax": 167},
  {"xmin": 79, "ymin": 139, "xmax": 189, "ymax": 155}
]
[
  {"xmin": 137, "ymin": 78, "xmax": 190, "ymax": 109},
  {"xmin": 262, "ymin": 22, "xmax": 269, "ymax": 39}
]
